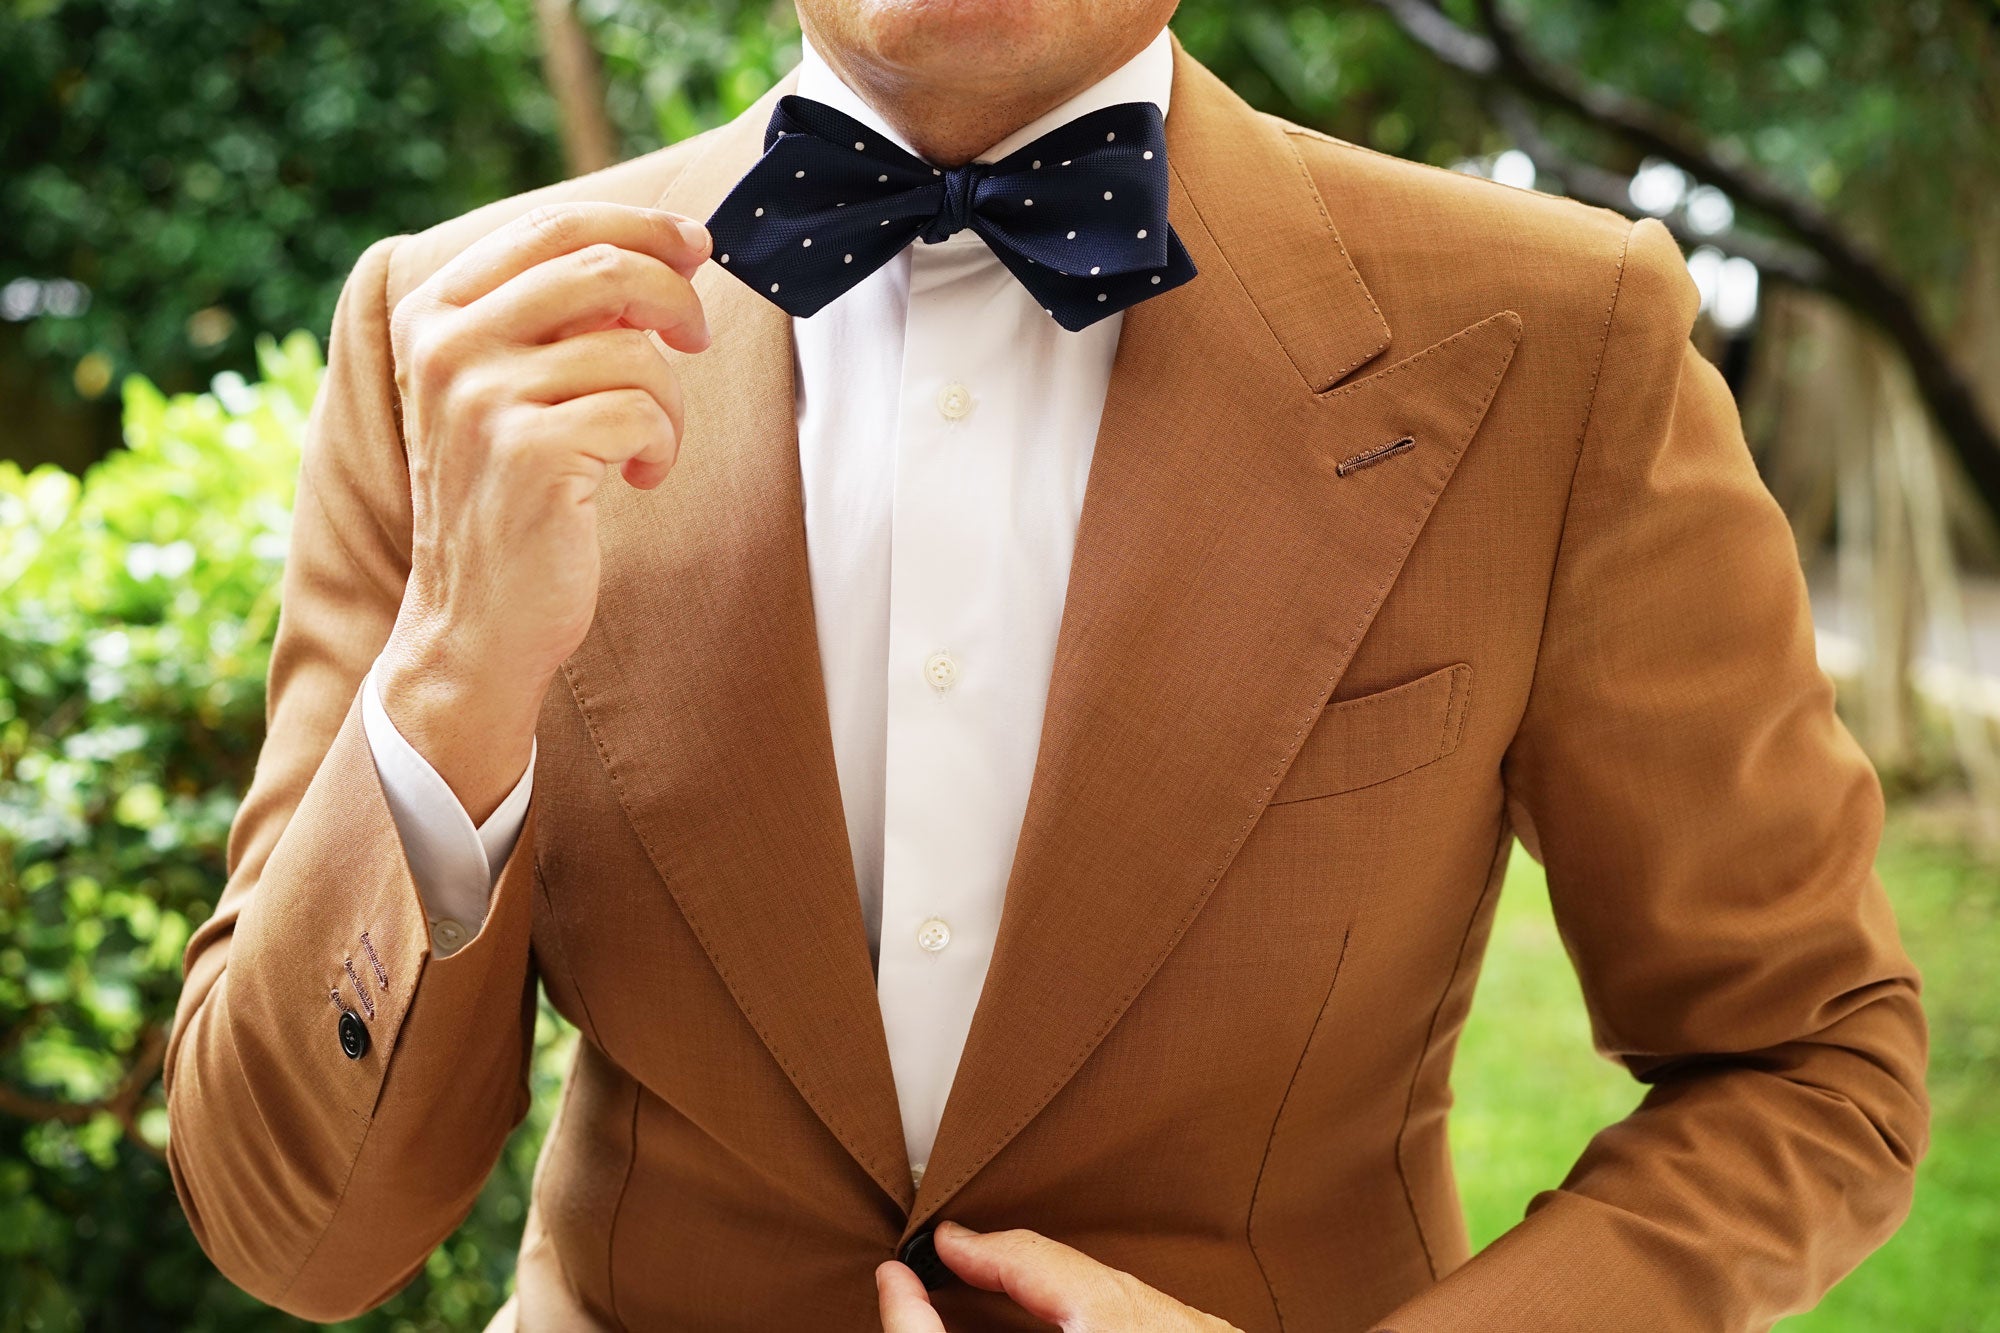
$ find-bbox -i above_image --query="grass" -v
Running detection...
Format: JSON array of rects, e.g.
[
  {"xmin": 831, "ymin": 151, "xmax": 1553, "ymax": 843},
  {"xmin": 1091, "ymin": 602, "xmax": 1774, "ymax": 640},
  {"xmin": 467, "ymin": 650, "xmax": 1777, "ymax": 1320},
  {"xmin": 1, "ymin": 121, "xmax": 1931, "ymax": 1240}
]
[{"xmin": 1449, "ymin": 808, "xmax": 2000, "ymax": 1330}]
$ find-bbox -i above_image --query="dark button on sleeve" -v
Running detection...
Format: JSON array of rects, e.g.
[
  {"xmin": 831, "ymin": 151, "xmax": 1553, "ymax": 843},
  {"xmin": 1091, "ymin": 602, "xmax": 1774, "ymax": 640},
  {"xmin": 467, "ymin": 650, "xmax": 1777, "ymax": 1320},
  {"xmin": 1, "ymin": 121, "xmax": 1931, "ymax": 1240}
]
[
  {"xmin": 897, "ymin": 1223, "xmax": 952, "ymax": 1291},
  {"xmin": 337, "ymin": 1008, "xmax": 369, "ymax": 1060}
]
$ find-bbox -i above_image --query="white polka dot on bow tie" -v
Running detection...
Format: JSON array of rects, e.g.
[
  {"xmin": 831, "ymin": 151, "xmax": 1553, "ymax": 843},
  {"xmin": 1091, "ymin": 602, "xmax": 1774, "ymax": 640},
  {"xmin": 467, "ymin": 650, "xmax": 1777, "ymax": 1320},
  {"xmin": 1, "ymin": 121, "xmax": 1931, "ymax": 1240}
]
[
  {"xmin": 1151, "ymin": 274, "xmax": 1162, "ymax": 284},
  {"xmin": 1090, "ymin": 266, "xmax": 1100, "ymax": 275},
  {"xmin": 877, "ymin": 174, "xmax": 887, "ymax": 183},
  {"xmin": 1137, "ymin": 228, "xmax": 1147, "ymax": 238},
  {"xmin": 1061, "ymin": 159, "xmax": 1072, "ymax": 166},
  {"xmin": 794, "ymin": 169, "xmax": 805, "ymax": 178},
  {"xmin": 836, "ymin": 201, "xmax": 846, "ymax": 207},
  {"xmin": 932, "ymin": 168, "xmax": 941, "ymax": 175},
  {"xmin": 754, "ymin": 207, "xmax": 764, "ymax": 216},
  {"xmin": 1024, "ymin": 198, "xmax": 1034, "ymax": 206},
  {"xmin": 1097, "ymin": 293, "xmax": 1107, "ymax": 301},
  {"xmin": 719, "ymin": 253, "xmax": 729, "ymax": 264},
  {"xmin": 1143, "ymin": 150, "xmax": 1154, "ymax": 160},
  {"xmin": 802, "ymin": 238, "xmax": 811, "ymax": 247},
  {"xmin": 854, "ymin": 140, "xmax": 864, "ymax": 150},
  {"xmin": 844, "ymin": 253, "xmax": 853, "ymax": 263},
  {"xmin": 1107, "ymin": 132, "xmax": 1117, "ymax": 141},
  {"xmin": 770, "ymin": 283, "xmax": 780, "ymax": 293},
  {"xmin": 1066, "ymin": 230, "xmax": 1076, "ymax": 239},
  {"xmin": 1104, "ymin": 191, "xmax": 1113, "ymax": 200},
  {"xmin": 1032, "ymin": 159, "xmax": 1042, "ymax": 169},
  {"xmin": 880, "ymin": 219, "xmax": 891, "ymax": 226}
]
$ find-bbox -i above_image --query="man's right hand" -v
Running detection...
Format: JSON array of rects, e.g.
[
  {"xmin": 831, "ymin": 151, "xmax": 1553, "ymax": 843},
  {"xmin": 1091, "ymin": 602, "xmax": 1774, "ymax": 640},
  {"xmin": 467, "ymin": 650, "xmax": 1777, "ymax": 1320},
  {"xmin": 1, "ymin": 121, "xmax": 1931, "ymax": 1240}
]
[{"xmin": 375, "ymin": 203, "xmax": 713, "ymax": 821}]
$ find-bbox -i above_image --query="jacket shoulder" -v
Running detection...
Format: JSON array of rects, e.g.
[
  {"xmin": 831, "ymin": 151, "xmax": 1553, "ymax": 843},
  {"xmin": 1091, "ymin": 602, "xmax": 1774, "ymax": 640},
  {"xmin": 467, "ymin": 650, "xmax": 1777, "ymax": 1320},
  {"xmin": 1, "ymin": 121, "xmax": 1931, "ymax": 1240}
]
[
  {"xmin": 380, "ymin": 129, "xmax": 724, "ymax": 307},
  {"xmin": 1276, "ymin": 117, "xmax": 1634, "ymax": 267},
  {"xmin": 1269, "ymin": 116, "xmax": 1652, "ymax": 350}
]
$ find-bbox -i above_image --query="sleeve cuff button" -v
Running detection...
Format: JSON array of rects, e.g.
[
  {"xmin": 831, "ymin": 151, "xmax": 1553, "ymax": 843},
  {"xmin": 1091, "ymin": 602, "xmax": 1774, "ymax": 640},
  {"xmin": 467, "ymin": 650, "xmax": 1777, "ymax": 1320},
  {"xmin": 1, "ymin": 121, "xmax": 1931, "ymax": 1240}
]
[{"xmin": 337, "ymin": 1008, "xmax": 369, "ymax": 1060}]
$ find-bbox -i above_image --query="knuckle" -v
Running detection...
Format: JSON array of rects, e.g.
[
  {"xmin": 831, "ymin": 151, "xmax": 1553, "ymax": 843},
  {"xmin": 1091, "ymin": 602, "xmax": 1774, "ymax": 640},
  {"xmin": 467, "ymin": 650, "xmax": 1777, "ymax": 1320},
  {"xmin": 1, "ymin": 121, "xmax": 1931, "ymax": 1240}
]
[
  {"xmin": 444, "ymin": 363, "xmax": 505, "ymax": 420},
  {"xmin": 387, "ymin": 292, "xmax": 425, "ymax": 351},
  {"xmin": 573, "ymin": 242, "xmax": 626, "ymax": 281},
  {"xmin": 604, "ymin": 391, "xmax": 647, "ymax": 426},
  {"xmin": 625, "ymin": 391, "xmax": 671, "ymax": 431},
  {"xmin": 389, "ymin": 295, "xmax": 444, "ymax": 374},
  {"xmin": 522, "ymin": 203, "xmax": 584, "ymax": 250},
  {"xmin": 401, "ymin": 322, "xmax": 458, "ymax": 392}
]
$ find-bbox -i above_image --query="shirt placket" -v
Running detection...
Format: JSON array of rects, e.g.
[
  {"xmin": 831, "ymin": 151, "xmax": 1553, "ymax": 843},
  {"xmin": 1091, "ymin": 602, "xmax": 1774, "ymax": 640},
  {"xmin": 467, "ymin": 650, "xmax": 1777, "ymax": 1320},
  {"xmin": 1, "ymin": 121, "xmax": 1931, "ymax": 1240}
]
[{"xmin": 876, "ymin": 237, "xmax": 1017, "ymax": 1183}]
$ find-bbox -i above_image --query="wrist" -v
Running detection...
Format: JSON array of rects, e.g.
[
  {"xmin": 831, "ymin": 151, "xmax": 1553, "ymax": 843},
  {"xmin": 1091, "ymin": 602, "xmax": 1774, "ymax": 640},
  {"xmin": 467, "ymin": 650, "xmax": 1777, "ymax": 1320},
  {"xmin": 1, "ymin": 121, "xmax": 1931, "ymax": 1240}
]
[{"xmin": 376, "ymin": 621, "xmax": 544, "ymax": 823}]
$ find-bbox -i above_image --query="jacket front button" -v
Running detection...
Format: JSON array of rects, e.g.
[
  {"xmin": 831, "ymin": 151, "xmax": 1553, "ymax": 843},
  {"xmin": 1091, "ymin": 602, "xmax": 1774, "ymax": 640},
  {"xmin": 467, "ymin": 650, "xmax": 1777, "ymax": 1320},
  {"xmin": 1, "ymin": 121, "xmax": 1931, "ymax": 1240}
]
[
  {"xmin": 897, "ymin": 1224, "xmax": 952, "ymax": 1291},
  {"xmin": 338, "ymin": 1008, "xmax": 369, "ymax": 1060}
]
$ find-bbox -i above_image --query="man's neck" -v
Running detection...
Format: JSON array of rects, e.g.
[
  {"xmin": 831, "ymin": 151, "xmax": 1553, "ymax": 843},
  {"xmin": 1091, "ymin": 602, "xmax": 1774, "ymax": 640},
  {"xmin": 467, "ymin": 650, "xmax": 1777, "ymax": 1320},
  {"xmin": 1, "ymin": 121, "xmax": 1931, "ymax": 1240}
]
[{"xmin": 795, "ymin": 22, "xmax": 1171, "ymax": 167}]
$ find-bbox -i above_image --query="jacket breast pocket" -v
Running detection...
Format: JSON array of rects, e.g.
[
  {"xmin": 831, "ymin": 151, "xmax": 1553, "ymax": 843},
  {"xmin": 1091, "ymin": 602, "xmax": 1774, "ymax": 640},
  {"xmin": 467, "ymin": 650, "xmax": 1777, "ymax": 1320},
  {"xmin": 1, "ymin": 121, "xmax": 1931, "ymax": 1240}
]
[{"xmin": 1268, "ymin": 662, "xmax": 1473, "ymax": 805}]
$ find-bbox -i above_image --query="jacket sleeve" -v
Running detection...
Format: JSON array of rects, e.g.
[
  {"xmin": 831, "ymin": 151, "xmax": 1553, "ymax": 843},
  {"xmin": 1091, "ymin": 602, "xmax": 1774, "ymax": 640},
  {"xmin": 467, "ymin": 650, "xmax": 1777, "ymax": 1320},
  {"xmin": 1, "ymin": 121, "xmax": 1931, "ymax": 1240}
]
[
  {"xmin": 163, "ymin": 235, "xmax": 543, "ymax": 1322},
  {"xmin": 1376, "ymin": 218, "xmax": 1929, "ymax": 1332}
]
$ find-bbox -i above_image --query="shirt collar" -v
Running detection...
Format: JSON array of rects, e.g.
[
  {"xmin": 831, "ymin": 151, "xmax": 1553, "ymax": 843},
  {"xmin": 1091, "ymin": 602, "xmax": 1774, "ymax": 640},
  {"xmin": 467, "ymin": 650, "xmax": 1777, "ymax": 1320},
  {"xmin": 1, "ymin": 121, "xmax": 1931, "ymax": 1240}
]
[{"xmin": 793, "ymin": 25, "xmax": 1174, "ymax": 168}]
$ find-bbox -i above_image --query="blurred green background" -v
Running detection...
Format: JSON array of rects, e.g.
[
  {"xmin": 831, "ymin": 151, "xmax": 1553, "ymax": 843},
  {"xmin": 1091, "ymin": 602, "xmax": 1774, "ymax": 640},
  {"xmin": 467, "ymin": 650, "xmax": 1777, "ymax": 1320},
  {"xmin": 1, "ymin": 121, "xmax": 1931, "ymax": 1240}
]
[{"xmin": 3, "ymin": 1, "xmax": 1997, "ymax": 1328}]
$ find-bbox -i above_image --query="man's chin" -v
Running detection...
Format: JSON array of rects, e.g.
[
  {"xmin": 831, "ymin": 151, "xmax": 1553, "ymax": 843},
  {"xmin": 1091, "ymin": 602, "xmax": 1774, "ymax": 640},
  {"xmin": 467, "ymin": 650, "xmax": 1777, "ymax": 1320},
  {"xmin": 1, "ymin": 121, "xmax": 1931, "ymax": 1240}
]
[{"xmin": 844, "ymin": 0, "xmax": 1056, "ymax": 73}]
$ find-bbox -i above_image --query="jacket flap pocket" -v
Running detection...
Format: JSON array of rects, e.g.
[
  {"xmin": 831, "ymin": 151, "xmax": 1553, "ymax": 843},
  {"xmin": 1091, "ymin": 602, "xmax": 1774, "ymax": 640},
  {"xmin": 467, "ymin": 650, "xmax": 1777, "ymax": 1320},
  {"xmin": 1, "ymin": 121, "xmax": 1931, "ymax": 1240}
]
[{"xmin": 1269, "ymin": 662, "xmax": 1472, "ymax": 805}]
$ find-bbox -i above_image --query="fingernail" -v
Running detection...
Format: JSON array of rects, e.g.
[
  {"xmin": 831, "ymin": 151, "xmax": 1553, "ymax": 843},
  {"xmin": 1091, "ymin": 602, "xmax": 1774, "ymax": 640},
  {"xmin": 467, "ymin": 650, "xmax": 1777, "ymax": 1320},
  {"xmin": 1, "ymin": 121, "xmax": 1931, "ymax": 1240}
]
[
  {"xmin": 937, "ymin": 1220, "xmax": 977, "ymax": 1237},
  {"xmin": 677, "ymin": 216, "xmax": 712, "ymax": 257}
]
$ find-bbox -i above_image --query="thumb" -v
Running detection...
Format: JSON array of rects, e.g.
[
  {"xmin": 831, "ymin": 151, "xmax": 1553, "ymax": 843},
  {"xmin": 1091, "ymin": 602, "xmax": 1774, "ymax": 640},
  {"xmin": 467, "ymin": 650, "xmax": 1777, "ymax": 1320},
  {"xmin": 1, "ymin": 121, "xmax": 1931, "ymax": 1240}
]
[
  {"xmin": 931, "ymin": 1222, "xmax": 1104, "ymax": 1325},
  {"xmin": 876, "ymin": 1260, "xmax": 948, "ymax": 1333}
]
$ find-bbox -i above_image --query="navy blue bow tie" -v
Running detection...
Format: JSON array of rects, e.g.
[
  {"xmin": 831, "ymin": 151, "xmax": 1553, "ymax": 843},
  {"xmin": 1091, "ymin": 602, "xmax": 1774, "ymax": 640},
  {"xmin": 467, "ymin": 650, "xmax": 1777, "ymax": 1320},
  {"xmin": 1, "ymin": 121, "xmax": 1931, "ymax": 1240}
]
[{"xmin": 704, "ymin": 95, "xmax": 1197, "ymax": 332}]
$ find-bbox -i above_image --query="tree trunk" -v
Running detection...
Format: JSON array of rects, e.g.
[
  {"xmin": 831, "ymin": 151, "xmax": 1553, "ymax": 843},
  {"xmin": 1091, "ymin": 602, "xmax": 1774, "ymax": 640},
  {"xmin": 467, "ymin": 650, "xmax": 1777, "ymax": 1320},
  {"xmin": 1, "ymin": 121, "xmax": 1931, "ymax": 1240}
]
[
  {"xmin": 536, "ymin": 0, "xmax": 618, "ymax": 177},
  {"xmin": 1882, "ymin": 354, "xmax": 2000, "ymax": 847}
]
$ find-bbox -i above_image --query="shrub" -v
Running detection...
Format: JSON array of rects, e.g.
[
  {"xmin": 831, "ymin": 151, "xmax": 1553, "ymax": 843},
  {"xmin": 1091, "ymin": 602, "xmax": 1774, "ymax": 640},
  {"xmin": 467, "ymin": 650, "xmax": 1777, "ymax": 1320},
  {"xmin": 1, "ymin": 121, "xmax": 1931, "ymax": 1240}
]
[{"xmin": 0, "ymin": 336, "xmax": 564, "ymax": 1332}]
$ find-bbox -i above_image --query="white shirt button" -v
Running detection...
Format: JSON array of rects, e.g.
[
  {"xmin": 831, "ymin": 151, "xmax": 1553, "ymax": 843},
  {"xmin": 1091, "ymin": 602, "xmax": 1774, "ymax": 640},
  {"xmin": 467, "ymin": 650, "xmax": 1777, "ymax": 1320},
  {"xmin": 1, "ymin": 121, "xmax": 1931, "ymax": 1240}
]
[
  {"xmin": 431, "ymin": 918, "xmax": 468, "ymax": 953},
  {"xmin": 916, "ymin": 918, "xmax": 953, "ymax": 952},
  {"xmin": 923, "ymin": 651, "xmax": 960, "ymax": 690},
  {"xmin": 936, "ymin": 382, "xmax": 974, "ymax": 420},
  {"xmin": 910, "ymin": 1162, "xmax": 927, "ymax": 1188}
]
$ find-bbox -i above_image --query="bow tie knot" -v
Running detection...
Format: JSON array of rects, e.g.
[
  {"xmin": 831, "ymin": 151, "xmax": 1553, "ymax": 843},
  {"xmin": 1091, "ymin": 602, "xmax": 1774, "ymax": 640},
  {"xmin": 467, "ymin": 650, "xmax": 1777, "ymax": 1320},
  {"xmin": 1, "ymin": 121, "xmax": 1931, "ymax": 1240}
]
[
  {"xmin": 921, "ymin": 160, "xmax": 986, "ymax": 245},
  {"xmin": 705, "ymin": 95, "xmax": 1197, "ymax": 331}
]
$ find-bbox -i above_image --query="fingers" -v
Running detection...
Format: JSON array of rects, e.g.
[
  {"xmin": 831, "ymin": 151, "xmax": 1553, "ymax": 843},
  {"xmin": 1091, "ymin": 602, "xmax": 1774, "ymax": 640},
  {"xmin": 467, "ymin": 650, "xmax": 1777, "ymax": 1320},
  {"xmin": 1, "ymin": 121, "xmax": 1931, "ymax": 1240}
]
[
  {"xmin": 515, "ymin": 388, "xmax": 680, "ymax": 491},
  {"xmin": 875, "ymin": 1261, "xmax": 947, "ymax": 1333},
  {"xmin": 479, "ymin": 243, "xmax": 711, "ymax": 350},
  {"xmin": 428, "ymin": 203, "xmax": 712, "ymax": 308},
  {"xmin": 510, "ymin": 329, "xmax": 685, "ymax": 439},
  {"xmin": 931, "ymin": 1222, "xmax": 1103, "ymax": 1326}
]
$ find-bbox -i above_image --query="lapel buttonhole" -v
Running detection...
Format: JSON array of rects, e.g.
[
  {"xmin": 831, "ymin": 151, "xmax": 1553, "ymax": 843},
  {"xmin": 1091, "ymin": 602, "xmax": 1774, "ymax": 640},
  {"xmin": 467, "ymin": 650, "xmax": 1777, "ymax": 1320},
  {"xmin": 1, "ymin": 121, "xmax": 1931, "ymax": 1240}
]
[{"xmin": 1336, "ymin": 435, "xmax": 1416, "ymax": 477}]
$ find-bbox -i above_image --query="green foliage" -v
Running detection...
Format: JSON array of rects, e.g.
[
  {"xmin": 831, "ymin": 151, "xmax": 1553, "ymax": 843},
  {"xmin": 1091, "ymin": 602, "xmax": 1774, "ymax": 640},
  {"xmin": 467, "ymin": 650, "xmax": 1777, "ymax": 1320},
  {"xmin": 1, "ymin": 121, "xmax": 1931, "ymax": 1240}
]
[
  {"xmin": 0, "ymin": 0, "xmax": 563, "ymax": 399},
  {"xmin": 582, "ymin": 0, "xmax": 804, "ymax": 154},
  {"xmin": 0, "ymin": 342, "xmax": 573, "ymax": 1331},
  {"xmin": 1173, "ymin": 0, "xmax": 2000, "ymax": 324}
]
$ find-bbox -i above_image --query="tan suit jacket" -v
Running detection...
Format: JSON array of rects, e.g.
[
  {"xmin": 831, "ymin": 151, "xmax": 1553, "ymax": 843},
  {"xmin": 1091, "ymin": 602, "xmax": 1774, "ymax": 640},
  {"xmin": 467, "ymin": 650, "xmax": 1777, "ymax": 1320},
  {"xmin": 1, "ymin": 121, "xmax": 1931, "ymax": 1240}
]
[{"xmin": 164, "ymin": 38, "xmax": 1928, "ymax": 1332}]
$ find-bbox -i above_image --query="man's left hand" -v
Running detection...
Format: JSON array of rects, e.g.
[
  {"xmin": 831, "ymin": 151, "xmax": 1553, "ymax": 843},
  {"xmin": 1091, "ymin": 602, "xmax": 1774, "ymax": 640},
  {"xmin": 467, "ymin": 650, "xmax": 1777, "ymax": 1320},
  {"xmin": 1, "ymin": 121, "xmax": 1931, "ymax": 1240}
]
[{"xmin": 876, "ymin": 1221, "xmax": 1243, "ymax": 1332}]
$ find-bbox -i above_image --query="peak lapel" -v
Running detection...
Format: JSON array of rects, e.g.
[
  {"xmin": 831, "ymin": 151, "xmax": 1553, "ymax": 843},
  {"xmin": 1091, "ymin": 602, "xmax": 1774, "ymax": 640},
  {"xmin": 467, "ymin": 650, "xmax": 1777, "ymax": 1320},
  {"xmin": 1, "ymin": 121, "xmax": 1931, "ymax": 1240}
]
[
  {"xmin": 560, "ymin": 76, "xmax": 914, "ymax": 1210},
  {"xmin": 909, "ymin": 44, "xmax": 1522, "ymax": 1225}
]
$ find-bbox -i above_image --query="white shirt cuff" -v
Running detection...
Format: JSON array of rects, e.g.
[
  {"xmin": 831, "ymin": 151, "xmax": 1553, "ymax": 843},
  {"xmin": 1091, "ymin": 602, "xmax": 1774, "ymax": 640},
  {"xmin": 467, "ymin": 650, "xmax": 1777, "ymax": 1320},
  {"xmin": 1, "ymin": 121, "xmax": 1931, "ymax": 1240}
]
[{"xmin": 360, "ymin": 658, "xmax": 534, "ymax": 954}]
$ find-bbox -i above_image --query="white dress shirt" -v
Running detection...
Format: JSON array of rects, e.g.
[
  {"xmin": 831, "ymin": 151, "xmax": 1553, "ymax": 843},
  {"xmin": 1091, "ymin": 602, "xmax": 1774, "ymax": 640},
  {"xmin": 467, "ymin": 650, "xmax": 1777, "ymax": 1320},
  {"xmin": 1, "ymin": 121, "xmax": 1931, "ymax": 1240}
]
[{"xmin": 361, "ymin": 26, "xmax": 1174, "ymax": 1184}]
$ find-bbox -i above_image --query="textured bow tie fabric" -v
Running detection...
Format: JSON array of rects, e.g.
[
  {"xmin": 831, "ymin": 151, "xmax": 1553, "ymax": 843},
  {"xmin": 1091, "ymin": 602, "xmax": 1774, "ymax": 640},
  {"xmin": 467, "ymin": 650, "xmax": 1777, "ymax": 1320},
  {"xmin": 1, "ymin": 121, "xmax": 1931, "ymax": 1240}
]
[{"xmin": 704, "ymin": 95, "xmax": 1197, "ymax": 332}]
